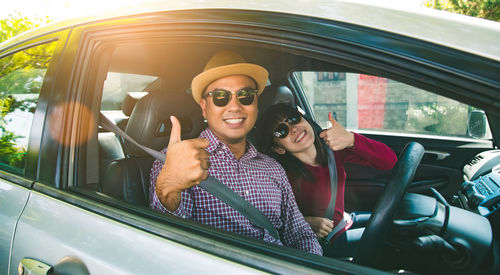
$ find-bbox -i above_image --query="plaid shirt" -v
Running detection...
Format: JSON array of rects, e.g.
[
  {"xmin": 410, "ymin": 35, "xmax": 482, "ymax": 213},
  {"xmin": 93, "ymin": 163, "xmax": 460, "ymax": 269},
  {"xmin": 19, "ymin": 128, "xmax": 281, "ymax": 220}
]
[{"xmin": 150, "ymin": 128, "xmax": 322, "ymax": 255}]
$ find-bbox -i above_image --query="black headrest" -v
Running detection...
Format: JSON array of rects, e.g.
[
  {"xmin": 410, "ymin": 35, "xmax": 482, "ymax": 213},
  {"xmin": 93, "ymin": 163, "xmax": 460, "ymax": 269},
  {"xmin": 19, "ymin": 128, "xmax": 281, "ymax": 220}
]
[
  {"xmin": 122, "ymin": 92, "xmax": 148, "ymax": 116},
  {"xmin": 123, "ymin": 90, "xmax": 204, "ymax": 157},
  {"xmin": 258, "ymin": 84, "xmax": 295, "ymax": 115}
]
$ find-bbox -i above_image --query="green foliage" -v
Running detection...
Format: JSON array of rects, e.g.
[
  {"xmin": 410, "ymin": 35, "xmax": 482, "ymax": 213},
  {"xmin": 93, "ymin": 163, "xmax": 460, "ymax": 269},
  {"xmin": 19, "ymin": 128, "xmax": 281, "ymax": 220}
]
[
  {"xmin": 0, "ymin": 13, "xmax": 51, "ymax": 43},
  {"xmin": 0, "ymin": 96, "xmax": 29, "ymax": 172},
  {"xmin": 407, "ymin": 103, "xmax": 469, "ymax": 137},
  {"xmin": 0, "ymin": 14, "xmax": 54, "ymax": 174},
  {"xmin": 0, "ymin": 42, "xmax": 56, "ymax": 82},
  {"xmin": 0, "ymin": 129, "xmax": 26, "ymax": 169},
  {"xmin": 424, "ymin": 0, "xmax": 500, "ymax": 21}
]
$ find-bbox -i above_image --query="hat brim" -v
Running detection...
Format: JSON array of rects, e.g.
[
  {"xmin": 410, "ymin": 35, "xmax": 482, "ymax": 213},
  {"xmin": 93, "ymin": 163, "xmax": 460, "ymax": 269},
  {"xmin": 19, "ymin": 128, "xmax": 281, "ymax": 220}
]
[{"xmin": 191, "ymin": 63, "xmax": 269, "ymax": 104}]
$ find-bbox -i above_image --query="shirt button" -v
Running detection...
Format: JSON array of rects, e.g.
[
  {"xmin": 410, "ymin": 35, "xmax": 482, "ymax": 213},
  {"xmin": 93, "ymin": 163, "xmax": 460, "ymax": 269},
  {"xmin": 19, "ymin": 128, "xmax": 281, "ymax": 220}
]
[{"xmin": 245, "ymin": 190, "xmax": 249, "ymax": 195}]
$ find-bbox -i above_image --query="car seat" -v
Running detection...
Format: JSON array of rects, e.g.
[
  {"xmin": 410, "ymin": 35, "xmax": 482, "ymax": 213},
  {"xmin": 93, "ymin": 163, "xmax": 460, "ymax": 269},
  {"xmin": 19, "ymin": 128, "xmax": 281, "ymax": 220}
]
[
  {"xmin": 101, "ymin": 89, "xmax": 204, "ymax": 206},
  {"xmin": 98, "ymin": 92, "xmax": 147, "ymax": 184},
  {"xmin": 116, "ymin": 92, "xmax": 148, "ymax": 132},
  {"xmin": 258, "ymin": 84, "xmax": 296, "ymax": 115}
]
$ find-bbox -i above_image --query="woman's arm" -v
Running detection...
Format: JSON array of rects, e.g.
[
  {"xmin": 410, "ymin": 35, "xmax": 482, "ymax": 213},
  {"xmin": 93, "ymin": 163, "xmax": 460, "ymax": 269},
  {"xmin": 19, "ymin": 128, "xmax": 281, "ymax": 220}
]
[
  {"xmin": 341, "ymin": 132, "xmax": 397, "ymax": 171},
  {"xmin": 319, "ymin": 112, "xmax": 397, "ymax": 170}
]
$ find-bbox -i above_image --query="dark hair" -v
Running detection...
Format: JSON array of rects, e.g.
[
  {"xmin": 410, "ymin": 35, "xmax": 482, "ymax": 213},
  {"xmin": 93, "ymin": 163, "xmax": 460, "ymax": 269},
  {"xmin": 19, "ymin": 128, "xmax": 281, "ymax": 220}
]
[{"xmin": 255, "ymin": 103, "xmax": 328, "ymax": 182}]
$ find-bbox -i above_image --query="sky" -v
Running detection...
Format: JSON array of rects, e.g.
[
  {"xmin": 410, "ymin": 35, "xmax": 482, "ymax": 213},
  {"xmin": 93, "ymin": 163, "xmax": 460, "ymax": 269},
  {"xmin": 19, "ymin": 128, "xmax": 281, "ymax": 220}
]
[{"xmin": 2, "ymin": 0, "xmax": 427, "ymax": 22}]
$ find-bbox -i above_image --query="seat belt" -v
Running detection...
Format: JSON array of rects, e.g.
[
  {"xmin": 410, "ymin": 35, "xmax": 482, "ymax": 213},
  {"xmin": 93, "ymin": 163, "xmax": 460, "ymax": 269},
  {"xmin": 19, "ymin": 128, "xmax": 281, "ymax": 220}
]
[
  {"xmin": 99, "ymin": 112, "xmax": 280, "ymax": 240},
  {"xmin": 322, "ymin": 142, "xmax": 347, "ymax": 245},
  {"xmin": 308, "ymin": 118, "xmax": 338, "ymax": 221},
  {"xmin": 323, "ymin": 143, "xmax": 338, "ymax": 219},
  {"xmin": 307, "ymin": 118, "xmax": 344, "ymax": 245}
]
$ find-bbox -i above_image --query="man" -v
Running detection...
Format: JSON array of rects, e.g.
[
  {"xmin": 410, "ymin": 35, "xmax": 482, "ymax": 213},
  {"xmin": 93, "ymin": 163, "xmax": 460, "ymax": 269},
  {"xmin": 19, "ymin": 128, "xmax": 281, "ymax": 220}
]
[{"xmin": 149, "ymin": 51, "xmax": 322, "ymax": 255}]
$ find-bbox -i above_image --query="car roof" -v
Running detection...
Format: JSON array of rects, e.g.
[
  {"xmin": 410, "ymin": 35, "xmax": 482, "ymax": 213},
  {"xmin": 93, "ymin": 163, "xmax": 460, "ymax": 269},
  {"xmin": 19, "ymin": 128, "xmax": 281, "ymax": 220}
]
[{"xmin": 2, "ymin": 0, "xmax": 500, "ymax": 61}]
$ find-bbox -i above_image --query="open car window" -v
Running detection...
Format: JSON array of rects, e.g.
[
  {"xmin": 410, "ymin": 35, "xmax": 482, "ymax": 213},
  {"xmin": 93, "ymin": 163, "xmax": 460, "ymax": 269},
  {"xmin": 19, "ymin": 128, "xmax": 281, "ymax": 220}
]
[{"xmin": 294, "ymin": 72, "xmax": 492, "ymax": 140}]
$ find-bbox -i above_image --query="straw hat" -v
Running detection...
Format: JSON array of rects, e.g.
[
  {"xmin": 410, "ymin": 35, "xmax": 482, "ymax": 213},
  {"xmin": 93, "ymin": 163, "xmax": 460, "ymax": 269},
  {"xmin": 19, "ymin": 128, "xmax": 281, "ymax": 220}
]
[{"xmin": 191, "ymin": 51, "xmax": 269, "ymax": 104}]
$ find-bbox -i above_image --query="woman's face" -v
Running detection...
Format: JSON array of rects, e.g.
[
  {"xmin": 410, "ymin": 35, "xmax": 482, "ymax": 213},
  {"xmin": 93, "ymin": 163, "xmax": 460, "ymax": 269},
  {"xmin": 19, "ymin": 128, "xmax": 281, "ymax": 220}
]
[{"xmin": 273, "ymin": 116, "xmax": 316, "ymax": 154}]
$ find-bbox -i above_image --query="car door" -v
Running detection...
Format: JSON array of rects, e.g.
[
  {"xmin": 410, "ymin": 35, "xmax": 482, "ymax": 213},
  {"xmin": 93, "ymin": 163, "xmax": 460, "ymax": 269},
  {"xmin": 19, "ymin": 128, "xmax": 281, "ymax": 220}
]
[
  {"xmin": 3, "ymin": 21, "xmax": 270, "ymax": 275},
  {"xmin": 5, "ymin": 14, "xmax": 377, "ymax": 275},
  {"xmin": 0, "ymin": 179, "xmax": 30, "ymax": 273}
]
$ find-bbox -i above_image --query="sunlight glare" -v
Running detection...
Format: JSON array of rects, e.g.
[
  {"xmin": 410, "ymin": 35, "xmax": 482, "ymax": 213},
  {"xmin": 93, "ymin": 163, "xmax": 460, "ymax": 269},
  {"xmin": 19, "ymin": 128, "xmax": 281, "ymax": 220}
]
[{"xmin": 2, "ymin": 0, "xmax": 154, "ymax": 21}]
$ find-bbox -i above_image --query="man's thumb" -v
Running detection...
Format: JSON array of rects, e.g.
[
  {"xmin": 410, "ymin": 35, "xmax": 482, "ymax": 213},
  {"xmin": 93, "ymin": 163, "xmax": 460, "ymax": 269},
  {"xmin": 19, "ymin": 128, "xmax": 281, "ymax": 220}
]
[
  {"xmin": 168, "ymin": 116, "xmax": 182, "ymax": 145},
  {"xmin": 328, "ymin": 112, "xmax": 338, "ymax": 126}
]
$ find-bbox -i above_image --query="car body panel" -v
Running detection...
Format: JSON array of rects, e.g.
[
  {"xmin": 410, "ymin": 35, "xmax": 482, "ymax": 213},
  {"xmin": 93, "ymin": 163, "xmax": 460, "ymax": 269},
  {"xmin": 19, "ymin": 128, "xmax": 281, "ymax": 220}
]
[
  {"xmin": 9, "ymin": 190, "xmax": 269, "ymax": 274},
  {"xmin": 2, "ymin": 0, "xmax": 500, "ymax": 61},
  {"xmin": 0, "ymin": 179, "xmax": 30, "ymax": 274}
]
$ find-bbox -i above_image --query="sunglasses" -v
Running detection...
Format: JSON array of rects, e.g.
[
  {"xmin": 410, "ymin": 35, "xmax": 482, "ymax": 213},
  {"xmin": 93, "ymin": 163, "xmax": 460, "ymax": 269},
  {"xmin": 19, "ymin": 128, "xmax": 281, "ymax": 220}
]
[
  {"xmin": 204, "ymin": 87, "xmax": 258, "ymax": 107},
  {"xmin": 273, "ymin": 112, "xmax": 302, "ymax": 138}
]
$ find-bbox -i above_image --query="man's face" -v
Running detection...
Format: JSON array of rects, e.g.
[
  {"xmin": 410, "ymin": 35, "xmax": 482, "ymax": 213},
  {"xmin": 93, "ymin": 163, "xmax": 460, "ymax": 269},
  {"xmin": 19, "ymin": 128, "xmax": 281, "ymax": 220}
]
[{"xmin": 199, "ymin": 75, "xmax": 258, "ymax": 145}]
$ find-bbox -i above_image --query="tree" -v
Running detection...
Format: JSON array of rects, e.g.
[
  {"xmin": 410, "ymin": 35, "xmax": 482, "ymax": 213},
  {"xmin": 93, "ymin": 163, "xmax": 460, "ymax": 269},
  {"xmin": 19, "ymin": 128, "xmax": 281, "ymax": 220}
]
[
  {"xmin": 0, "ymin": 13, "xmax": 51, "ymax": 43},
  {"xmin": 424, "ymin": 0, "xmax": 500, "ymax": 21},
  {"xmin": 0, "ymin": 14, "xmax": 53, "ymax": 173}
]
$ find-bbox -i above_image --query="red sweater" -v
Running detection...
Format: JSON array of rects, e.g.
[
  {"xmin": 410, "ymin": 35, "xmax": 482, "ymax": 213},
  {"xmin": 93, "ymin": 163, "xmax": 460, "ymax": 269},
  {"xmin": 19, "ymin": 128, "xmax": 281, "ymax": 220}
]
[{"xmin": 289, "ymin": 133, "xmax": 397, "ymax": 233}]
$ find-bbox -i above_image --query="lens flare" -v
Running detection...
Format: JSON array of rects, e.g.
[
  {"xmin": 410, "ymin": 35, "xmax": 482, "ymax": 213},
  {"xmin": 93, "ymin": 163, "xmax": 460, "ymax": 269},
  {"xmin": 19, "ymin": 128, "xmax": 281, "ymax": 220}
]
[{"xmin": 48, "ymin": 101, "xmax": 95, "ymax": 146}]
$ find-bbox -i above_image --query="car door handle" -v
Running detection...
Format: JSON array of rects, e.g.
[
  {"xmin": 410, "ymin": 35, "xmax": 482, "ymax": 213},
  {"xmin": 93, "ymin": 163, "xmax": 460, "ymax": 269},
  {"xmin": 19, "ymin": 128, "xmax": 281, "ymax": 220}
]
[
  {"xmin": 424, "ymin": 150, "xmax": 450, "ymax": 161},
  {"xmin": 19, "ymin": 256, "xmax": 89, "ymax": 275},
  {"xmin": 18, "ymin": 258, "xmax": 51, "ymax": 274}
]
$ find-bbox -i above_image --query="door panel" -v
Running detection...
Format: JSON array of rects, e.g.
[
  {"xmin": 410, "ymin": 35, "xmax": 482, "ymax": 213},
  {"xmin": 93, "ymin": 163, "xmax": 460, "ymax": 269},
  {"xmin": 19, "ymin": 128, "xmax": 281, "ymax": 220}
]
[
  {"xmin": 10, "ymin": 191, "xmax": 262, "ymax": 274},
  {"xmin": 0, "ymin": 179, "xmax": 30, "ymax": 274}
]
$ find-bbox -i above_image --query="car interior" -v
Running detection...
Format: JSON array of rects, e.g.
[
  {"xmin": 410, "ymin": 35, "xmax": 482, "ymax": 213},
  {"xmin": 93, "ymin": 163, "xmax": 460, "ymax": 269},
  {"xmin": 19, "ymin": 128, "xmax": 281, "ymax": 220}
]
[
  {"xmin": 86, "ymin": 40, "xmax": 343, "ymax": 197},
  {"xmin": 69, "ymin": 34, "xmax": 500, "ymax": 274}
]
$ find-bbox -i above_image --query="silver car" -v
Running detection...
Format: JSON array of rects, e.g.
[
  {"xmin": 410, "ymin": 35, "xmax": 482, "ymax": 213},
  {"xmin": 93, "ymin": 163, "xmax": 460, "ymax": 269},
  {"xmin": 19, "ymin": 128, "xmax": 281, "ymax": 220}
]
[{"xmin": 1, "ymin": 1, "xmax": 499, "ymax": 274}]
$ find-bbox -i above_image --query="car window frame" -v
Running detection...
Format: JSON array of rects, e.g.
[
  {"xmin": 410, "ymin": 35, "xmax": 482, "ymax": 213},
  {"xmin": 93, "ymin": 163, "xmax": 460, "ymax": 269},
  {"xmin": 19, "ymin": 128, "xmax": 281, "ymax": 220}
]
[
  {"xmin": 54, "ymin": 16, "xmax": 393, "ymax": 273},
  {"xmin": 51, "ymin": 20, "xmax": 352, "ymax": 274}
]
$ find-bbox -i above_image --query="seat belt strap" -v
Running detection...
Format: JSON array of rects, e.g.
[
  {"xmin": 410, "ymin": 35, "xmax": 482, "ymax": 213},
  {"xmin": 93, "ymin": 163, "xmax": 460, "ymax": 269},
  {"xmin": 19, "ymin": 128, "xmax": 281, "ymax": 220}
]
[
  {"xmin": 99, "ymin": 112, "xmax": 280, "ymax": 240},
  {"xmin": 323, "ymin": 143, "xmax": 338, "ymax": 219},
  {"xmin": 308, "ymin": 118, "xmax": 338, "ymax": 220},
  {"xmin": 99, "ymin": 112, "xmax": 166, "ymax": 162},
  {"xmin": 199, "ymin": 177, "xmax": 280, "ymax": 240}
]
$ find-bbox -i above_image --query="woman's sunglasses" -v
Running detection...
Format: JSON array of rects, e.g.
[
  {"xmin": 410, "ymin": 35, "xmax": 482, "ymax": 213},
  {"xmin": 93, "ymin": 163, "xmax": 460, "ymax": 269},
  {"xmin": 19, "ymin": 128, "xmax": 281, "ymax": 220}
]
[
  {"xmin": 273, "ymin": 113, "xmax": 302, "ymax": 138},
  {"xmin": 204, "ymin": 87, "xmax": 258, "ymax": 107}
]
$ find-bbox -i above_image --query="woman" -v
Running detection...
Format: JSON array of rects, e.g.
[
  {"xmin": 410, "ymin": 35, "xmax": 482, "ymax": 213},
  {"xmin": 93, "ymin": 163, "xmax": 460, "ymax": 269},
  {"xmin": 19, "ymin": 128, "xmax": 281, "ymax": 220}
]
[{"xmin": 256, "ymin": 103, "xmax": 397, "ymax": 256}]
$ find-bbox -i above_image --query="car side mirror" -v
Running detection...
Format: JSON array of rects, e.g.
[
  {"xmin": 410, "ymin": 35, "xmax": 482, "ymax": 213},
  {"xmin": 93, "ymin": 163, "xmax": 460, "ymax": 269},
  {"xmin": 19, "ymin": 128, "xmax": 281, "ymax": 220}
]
[{"xmin": 467, "ymin": 110, "xmax": 487, "ymax": 139}]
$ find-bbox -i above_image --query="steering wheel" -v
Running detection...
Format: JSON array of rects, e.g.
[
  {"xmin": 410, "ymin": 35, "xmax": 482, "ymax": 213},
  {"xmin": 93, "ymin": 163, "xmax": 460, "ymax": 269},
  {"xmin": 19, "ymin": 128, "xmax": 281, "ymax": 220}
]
[{"xmin": 354, "ymin": 142, "xmax": 425, "ymax": 267}]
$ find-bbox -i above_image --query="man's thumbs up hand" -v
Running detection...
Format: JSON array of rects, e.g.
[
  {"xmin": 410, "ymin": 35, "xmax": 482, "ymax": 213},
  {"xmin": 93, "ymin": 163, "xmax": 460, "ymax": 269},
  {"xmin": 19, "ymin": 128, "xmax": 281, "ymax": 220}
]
[
  {"xmin": 156, "ymin": 116, "xmax": 210, "ymax": 211},
  {"xmin": 319, "ymin": 112, "xmax": 355, "ymax": 151},
  {"xmin": 168, "ymin": 115, "xmax": 182, "ymax": 146}
]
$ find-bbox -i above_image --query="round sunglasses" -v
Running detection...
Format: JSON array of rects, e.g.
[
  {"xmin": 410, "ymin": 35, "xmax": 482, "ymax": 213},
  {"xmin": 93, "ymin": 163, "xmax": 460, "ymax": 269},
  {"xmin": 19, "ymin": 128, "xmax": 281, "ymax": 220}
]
[
  {"xmin": 204, "ymin": 87, "xmax": 258, "ymax": 107},
  {"xmin": 272, "ymin": 112, "xmax": 302, "ymax": 138}
]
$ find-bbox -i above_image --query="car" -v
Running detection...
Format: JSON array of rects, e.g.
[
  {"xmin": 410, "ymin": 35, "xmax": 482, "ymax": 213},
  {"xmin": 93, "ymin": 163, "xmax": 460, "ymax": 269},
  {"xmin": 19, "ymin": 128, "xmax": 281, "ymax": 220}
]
[{"xmin": 1, "ymin": 0, "xmax": 500, "ymax": 274}]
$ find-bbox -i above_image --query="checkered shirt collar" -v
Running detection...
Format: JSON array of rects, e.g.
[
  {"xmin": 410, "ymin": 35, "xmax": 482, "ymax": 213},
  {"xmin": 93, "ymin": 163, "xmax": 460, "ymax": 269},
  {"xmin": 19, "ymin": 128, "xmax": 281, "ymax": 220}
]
[{"xmin": 200, "ymin": 128, "xmax": 258, "ymax": 160}]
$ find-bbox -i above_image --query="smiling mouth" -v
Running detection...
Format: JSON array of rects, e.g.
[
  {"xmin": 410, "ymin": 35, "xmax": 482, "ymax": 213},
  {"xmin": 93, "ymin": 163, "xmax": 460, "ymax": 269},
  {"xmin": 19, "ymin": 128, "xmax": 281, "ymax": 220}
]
[
  {"xmin": 295, "ymin": 130, "xmax": 306, "ymax": 143},
  {"xmin": 224, "ymin": 118, "xmax": 245, "ymax": 125}
]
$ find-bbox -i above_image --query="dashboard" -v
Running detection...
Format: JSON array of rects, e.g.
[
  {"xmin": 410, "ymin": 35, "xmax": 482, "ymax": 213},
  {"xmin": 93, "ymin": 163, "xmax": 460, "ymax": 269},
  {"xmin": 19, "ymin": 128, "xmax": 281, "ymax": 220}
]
[{"xmin": 457, "ymin": 150, "xmax": 500, "ymax": 232}]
